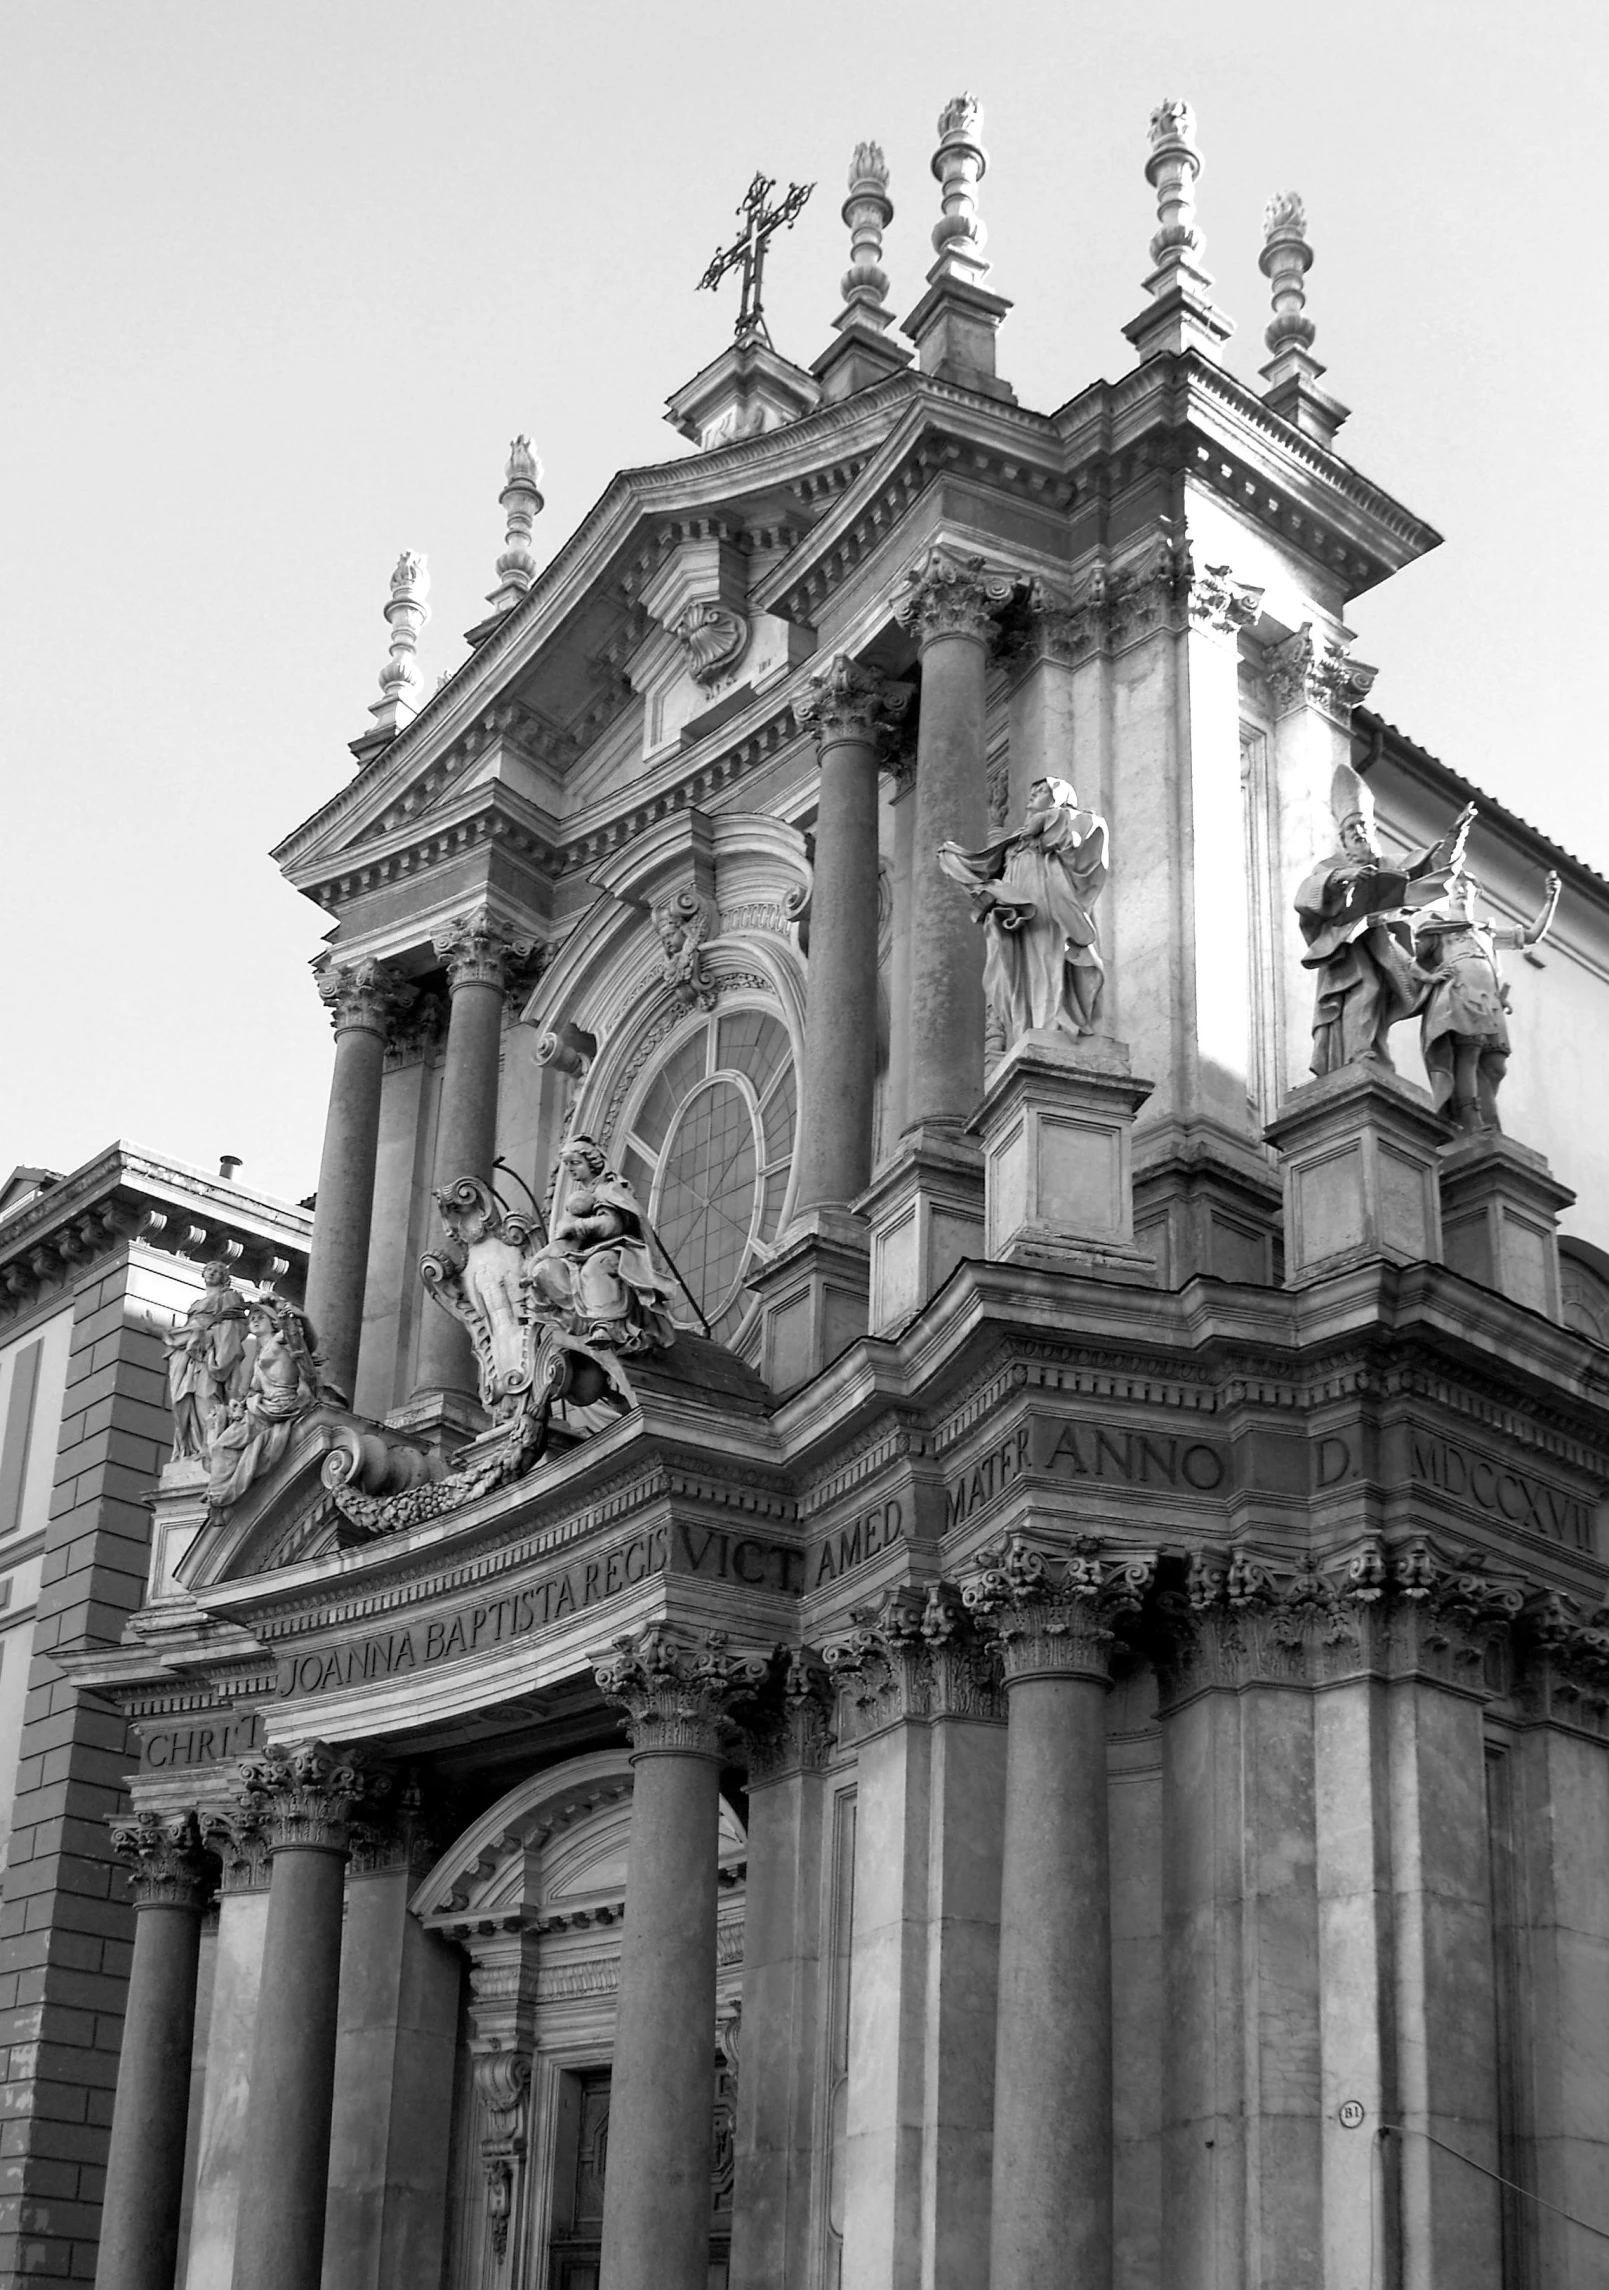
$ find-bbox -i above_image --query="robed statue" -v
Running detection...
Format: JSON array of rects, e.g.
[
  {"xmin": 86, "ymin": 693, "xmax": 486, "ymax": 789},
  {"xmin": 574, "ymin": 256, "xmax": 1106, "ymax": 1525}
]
[
  {"xmin": 165, "ymin": 1262, "xmax": 249, "ymax": 1460},
  {"xmin": 206, "ymin": 1294, "xmax": 321, "ymax": 1513},
  {"xmin": 939, "ymin": 776, "xmax": 1108, "ymax": 1044},
  {"xmin": 1412, "ymin": 867, "xmax": 1561, "ymax": 1133},
  {"xmin": 529, "ymin": 1137, "xmax": 676, "ymax": 1355},
  {"xmin": 1294, "ymin": 765, "xmax": 1474, "ymax": 1075}
]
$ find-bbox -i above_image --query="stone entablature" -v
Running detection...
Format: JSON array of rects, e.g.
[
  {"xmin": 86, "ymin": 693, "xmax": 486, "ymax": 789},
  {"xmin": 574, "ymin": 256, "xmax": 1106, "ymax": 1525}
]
[{"xmin": 72, "ymin": 1249, "xmax": 1609, "ymax": 1778}]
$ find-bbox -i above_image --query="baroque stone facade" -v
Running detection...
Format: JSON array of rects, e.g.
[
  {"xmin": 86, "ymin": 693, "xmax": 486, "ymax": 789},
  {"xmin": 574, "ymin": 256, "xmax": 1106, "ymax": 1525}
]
[{"xmin": 42, "ymin": 90, "xmax": 1609, "ymax": 2290}]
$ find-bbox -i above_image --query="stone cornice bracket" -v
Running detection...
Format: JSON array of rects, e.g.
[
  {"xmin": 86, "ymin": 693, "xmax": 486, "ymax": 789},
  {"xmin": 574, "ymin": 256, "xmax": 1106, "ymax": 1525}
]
[
  {"xmin": 740, "ymin": 1647, "xmax": 836, "ymax": 1786},
  {"xmin": 653, "ymin": 885, "xmax": 719, "ymax": 1011},
  {"xmin": 1264, "ymin": 622, "xmax": 1378, "ymax": 722},
  {"xmin": 368, "ymin": 549, "xmax": 431, "ymax": 736},
  {"xmin": 961, "ymin": 1534, "xmax": 1157, "ymax": 1685},
  {"xmin": 487, "ymin": 434, "xmax": 545, "ymax": 616},
  {"xmin": 1258, "ymin": 195, "xmax": 1350, "ymax": 450},
  {"xmin": 434, "ymin": 906, "xmax": 538, "ymax": 995},
  {"xmin": 1122, "ymin": 99, "xmax": 1234, "ymax": 362},
  {"xmin": 594, "ymin": 1624, "xmax": 774, "ymax": 1761},
  {"xmin": 109, "ymin": 1808, "xmax": 214, "ymax": 1910},
  {"xmin": 313, "ymin": 953, "xmax": 416, "ymax": 1041},
  {"xmin": 234, "ymin": 1738, "xmax": 389, "ymax": 1856},
  {"xmin": 822, "ymin": 1580, "xmax": 1004, "ymax": 1736},
  {"xmin": 796, "ymin": 654, "xmax": 912, "ymax": 756},
  {"xmin": 891, "ymin": 543, "xmax": 1021, "ymax": 647},
  {"xmin": 200, "ymin": 1807, "xmax": 272, "ymax": 1895},
  {"xmin": 474, "ymin": 2046, "xmax": 533, "ymax": 2263}
]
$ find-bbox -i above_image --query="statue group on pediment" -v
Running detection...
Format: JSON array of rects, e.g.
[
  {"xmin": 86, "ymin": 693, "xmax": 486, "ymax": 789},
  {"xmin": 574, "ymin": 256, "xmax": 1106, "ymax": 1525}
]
[
  {"xmin": 165, "ymin": 1269, "xmax": 322, "ymax": 1512},
  {"xmin": 1296, "ymin": 766, "xmax": 1560, "ymax": 1132}
]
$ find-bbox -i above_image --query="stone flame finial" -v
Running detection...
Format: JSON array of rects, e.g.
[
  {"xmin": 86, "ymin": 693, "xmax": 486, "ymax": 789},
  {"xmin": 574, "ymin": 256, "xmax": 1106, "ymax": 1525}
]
[
  {"xmin": 840, "ymin": 143, "xmax": 894, "ymax": 332},
  {"xmin": 369, "ymin": 550, "xmax": 431, "ymax": 734},
  {"xmin": 1258, "ymin": 194, "xmax": 1349, "ymax": 447},
  {"xmin": 1121, "ymin": 98, "xmax": 1232, "ymax": 363},
  {"xmin": 929, "ymin": 93, "xmax": 989, "ymax": 283},
  {"xmin": 487, "ymin": 434, "xmax": 545, "ymax": 615}
]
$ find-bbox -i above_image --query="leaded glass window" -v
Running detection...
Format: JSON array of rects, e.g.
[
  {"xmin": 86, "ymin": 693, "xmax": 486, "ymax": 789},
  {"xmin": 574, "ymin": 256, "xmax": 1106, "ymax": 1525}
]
[{"xmin": 616, "ymin": 1008, "xmax": 796, "ymax": 1346}]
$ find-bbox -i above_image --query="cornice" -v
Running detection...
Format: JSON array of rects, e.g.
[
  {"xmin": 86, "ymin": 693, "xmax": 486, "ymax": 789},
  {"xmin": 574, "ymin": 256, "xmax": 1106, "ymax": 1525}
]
[{"xmin": 271, "ymin": 385, "xmax": 920, "ymax": 881}]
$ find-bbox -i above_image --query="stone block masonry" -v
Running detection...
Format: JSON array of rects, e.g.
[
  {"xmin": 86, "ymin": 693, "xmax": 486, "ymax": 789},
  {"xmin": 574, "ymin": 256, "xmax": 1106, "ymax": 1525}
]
[{"xmin": 0, "ymin": 1253, "xmax": 167, "ymax": 2283}]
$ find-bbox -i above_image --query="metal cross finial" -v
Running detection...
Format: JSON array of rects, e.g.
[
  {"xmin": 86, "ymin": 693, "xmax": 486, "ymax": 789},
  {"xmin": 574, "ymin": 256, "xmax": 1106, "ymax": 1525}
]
[{"xmin": 698, "ymin": 171, "xmax": 814, "ymax": 346}]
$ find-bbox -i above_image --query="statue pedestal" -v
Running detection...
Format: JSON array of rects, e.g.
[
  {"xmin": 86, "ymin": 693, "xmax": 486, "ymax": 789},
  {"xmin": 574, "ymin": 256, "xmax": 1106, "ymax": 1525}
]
[
  {"xmin": 748, "ymin": 1209, "xmax": 870, "ymax": 1396},
  {"xmin": 965, "ymin": 1031, "xmax": 1156, "ymax": 1278},
  {"xmin": 142, "ymin": 1460, "xmax": 210, "ymax": 1610},
  {"xmin": 1439, "ymin": 1133, "xmax": 1575, "ymax": 1321},
  {"xmin": 1264, "ymin": 1063, "xmax": 1449, "ymax": 1286},
  {"xmin": 857, "ymin": 1128, "xmax": 985, "ymax": 1337}
]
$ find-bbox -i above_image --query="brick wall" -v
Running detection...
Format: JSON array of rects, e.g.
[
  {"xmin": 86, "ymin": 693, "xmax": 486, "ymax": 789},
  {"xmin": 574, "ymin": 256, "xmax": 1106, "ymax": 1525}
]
[{"xmin": 0, "ymin": 1249, "xmax": 171, "ymax": 2281}]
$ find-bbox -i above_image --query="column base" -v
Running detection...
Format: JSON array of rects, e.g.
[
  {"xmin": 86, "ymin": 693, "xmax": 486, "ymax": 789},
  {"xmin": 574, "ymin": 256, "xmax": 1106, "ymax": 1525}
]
[
  {"xmin": 1439, "ymin": 1132, "xmax": 1574, "ymax": 1320},
  {"xmin": 856, "ymin": 1127, "xmax": 985, "ymax": 1336},
  {"xmin": 1264, "ymin": 1062, "xmax": 1449, "ymax": 1285},
  {"xmin": 1133, "ymin": 1121, "xmax": 1283, "ymax": 1287},
  {"xmin": 748, "ymin": 1209, "xmax": 871, "ymax": 1396},
  {"xmin": 966, "ymin": 1031, "xmax": 1155, "ymax": 1281}
]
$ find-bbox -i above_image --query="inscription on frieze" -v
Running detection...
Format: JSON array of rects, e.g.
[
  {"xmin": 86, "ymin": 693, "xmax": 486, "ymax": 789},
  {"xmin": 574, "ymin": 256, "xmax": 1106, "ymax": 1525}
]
[
  {"xmin": 1406, "ymin": 1428, "xmax": 1596, "ymax": 1551},
  {"xmin": 274, "ymin": 1519, "xmax": 804, "ymax": 1702},
  {"xmin": 138, "ymin": 1709, "xmax": 263, "ymax": 1772},
  {"xmin": 807, "ymin": 1498, "xmax": 904, "ymax": 1588}
]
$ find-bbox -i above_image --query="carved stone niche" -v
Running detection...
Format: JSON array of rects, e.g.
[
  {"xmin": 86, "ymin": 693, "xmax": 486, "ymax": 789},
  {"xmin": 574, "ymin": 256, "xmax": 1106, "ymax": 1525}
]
[
  {"xmin": 413, "ymin": 1748, "xmax": 749, "ymax": 2290},
  {"xmin": 635, "ymin": 531, "xmax": 812, "ymax": 755}
]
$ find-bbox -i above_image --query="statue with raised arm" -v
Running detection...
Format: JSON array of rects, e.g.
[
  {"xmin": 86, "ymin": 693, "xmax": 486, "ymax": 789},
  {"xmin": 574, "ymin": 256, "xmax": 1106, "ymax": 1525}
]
[
  {"xmin": 527, "ymin": 1137, "xmax": 675, "ymax": 1354},
  {"xmin": 1294, "ymin": 765, "xmax": 1475, "ymax": 1076},
  {"xmin": 1412, "ymin": 867, "xmax": 1561, "ymax": 1133},
  {"xmin": 165, "ymin": 1262, "xmax": 249, "ymax": 1461},
  {"xmin": 938, "ymin": 776, "xmax": 1108, "ymax": 1045}
]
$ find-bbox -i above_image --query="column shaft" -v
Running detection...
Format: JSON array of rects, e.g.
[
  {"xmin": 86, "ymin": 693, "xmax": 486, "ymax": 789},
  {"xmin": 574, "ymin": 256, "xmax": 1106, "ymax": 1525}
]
[
  {"xmin": 796, "ymin": 726, "xmax": 883, "ymax": 1211},
  {"xmin": 906, "ymin": 626, "xmax": 988, "ymax": 1131},
  {"xmin": 599, "ymin": 1748, "xmax": 720, "ymax": 2290},
  {"xmin": 991, "ymin": 1673, "xmax": 1113, "ymax": 2290},
  {"xmin": 231, "ymin": 1845, "xmax": 347, "ymax": 2290},
  {"xmin": 416, "ymin": 976, "xmax": 505, "ymax": 1394},
  {"xmin": 304, "ymin": 1018, "xmax": 386, "ymax": 1404},
  {"xmin": 96, "ymin": 1904, "xmax": 205, "ymax": 2290}
]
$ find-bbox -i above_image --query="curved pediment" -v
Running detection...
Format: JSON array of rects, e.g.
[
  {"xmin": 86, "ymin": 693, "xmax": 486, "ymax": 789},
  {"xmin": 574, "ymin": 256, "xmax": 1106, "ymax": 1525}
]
[{"xmin": 412, "ymin": 1747, "xmax": 746, "ymax": 1931}]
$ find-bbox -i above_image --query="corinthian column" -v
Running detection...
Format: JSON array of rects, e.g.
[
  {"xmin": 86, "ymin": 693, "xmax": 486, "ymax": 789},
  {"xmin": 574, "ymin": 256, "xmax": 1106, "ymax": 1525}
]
[
  {"xmin": 96, "ymin": 1812, "xmax": 212, "ymax": 2290},
  {"xmin": 891, "ymin": 545, "xmax": 1016, "ymax": 1134},
  {"xmin": 304, "ymin": 957, "xmax": 411, "ymax": 1404},
  {"xmin": 962, "ymin": 1538, "xmax": 1154, "ymax": 2290},
  {"xmin": 415, "ymin": 908, "xmax": 532, "ymax": 1395},
  {"xmin": 594, "ymin": 1627, "xmax": 771, "ymax": 2290},
  {"xmin": 794, "ymin": 657, "xmax": 909, "ymax": 1214},
  {"xmin": 229, "ymin": 1742, "xmax": 384, "ymax": 2290}
]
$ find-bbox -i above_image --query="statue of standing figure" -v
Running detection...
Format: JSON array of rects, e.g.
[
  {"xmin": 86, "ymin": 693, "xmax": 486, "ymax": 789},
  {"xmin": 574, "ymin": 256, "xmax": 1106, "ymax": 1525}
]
[
  {"xmin": 939, "ymin": 776, "xmax": 1109, "ymax": 1044},
  {"xmin": 527, "ymin": 1137, "xmax": 676, "ymax": 1354},
  {"xmin": 1413, "ymin": 867, "xmax": 1561, "ymax": 1133},
  {"xmin": 165, "ymin": 1263, "xmax": 249, "ymax": 1461},
  {"xmin": 1294, "ymin": 765, "xmax": 1474, "ymax": 1075}
]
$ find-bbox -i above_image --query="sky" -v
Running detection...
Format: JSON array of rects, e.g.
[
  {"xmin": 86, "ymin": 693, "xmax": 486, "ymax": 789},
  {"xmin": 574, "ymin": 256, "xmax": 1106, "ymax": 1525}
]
[{"xmin": 3, "ymin": 1, "xmax": 1603, "ymax": 1204}]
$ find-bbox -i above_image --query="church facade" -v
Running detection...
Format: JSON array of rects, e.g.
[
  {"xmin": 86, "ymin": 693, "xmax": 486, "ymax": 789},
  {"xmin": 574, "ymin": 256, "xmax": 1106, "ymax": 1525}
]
[{"xmin": 68, "ymin": 96, "xmax": 1609, "ymax": 2290}]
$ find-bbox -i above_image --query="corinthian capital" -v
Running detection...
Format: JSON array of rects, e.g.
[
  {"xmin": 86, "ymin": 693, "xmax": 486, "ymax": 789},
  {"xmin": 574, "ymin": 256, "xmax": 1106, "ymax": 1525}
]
[
  {"xmin": 109, "ymin": 1808, "xmax": 213, "ymax": 1909},
  {"xmin": 1265, "ymin": 623, "xmax": 1377, "ymax": 721},
  {"xmin": 891, "ymin": 544, "xmax": 1020, "ymax": 646},
  {"xmin": 315, "ymin": 954, "xmax": 415, "ymax": 1039},
  {"xmin": 434, "ymin": 907, "xmax": 536, "ymax": 993},
  {"xmin": 235, "ymin": 1738, "xmax": 388, "ymax": 1855},
  {"xmin": 961, "ymin": 1534, "xmax": 1156, "ymax": 1684},
  {"xmin": 594, "ymin": 1624, "xmax": 772, "ymax": 1758},
  {"xmin": 796, "ymin": 655, "xmax": 912, "ymax": 752}
]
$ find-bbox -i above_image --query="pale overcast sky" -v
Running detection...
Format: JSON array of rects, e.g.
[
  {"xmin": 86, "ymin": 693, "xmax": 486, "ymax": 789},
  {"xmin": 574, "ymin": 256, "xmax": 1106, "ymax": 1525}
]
[{"xmin": 3, "ymin": 1, "xmax": 1602, "ymax": 1203}]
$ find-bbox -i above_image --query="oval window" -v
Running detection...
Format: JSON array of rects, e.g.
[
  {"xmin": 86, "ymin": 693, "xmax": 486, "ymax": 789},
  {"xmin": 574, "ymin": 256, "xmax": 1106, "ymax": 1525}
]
[{"xmin": 616, "ymin": 1009, "xmax": 796, "ymax": 1345}]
